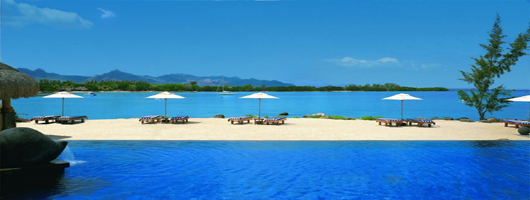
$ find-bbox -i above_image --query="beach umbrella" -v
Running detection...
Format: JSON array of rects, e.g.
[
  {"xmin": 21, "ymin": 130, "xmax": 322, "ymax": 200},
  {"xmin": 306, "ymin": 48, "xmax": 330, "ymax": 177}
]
[
  {"xmin": 146, "ymin": 91, "xmax": 185, "ymax": 117},
  {"xmin": 240, "ymin": 92, "xmax": 279, "ymax": 118},
  {"xmin": 507, "ymin": 95, "xmax": 530, "ymax": 120},
  {"xmin": 382, "ymin": 93, "xmax": 422, "ymax": 120},
  {"xmin": 43, "ymin": 92, "xmax": 84, "ymax": 116}
]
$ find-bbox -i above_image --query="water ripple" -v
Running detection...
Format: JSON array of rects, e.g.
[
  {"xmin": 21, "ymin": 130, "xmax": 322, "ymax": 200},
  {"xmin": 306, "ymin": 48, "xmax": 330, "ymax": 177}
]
[{"xmin": 3, "ymin": 141, "xmax": 528, "ymax": 199}]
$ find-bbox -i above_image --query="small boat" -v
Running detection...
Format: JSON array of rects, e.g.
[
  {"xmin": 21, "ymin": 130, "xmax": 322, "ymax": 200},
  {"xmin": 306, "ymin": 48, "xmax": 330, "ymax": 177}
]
[
  {"xmin": 218, "ymin": 91, "xmax": 234, "ymax": 95},
  {"xmin": 216, "ymin": 76, "xmax": 235, "ymax": 95}
]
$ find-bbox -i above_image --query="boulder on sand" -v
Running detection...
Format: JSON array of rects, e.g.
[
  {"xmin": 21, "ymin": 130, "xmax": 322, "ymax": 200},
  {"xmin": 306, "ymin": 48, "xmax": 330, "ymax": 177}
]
[{"xmin": 213, "ymin": 114, "xmax": 225, "ymax": 118}]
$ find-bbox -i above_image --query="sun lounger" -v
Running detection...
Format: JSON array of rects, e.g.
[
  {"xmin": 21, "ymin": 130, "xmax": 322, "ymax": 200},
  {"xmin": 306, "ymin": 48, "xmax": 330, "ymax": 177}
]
[
  {"xmin": 263, "ymin": 117, "xmax": 287, "ymax": 125},
  {"xmin": 139, "ymin": 115, "xmax": 161, "ymax": 124},
  {"xmin": 57, "ymin": 116, "xmax": 88, "ymax": 124},
  {"xmin": 31, "ymin": 115, "xmax": 60, "ymax": 124},
  {"xmin": 405, "ymin": 118, "xmax": 436, "ymax": 127},
  {"xmin": 376, "ymin": 118, "xmax": 402, "ymax": 126},
  {"xmin": 170, "ymin": 116, "xmax": 189, "ymax": 123},
  {"xmin": 228, "ymin": 116, "xmax": 252, "ymax": 124},
  {"xmin": 501, "ymin": 119, "xmax": 530, "ymax": 128}
]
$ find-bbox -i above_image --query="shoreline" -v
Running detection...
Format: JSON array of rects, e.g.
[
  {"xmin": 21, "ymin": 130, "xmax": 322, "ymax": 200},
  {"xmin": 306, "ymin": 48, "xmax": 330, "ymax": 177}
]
[
  {"xmin": 39, "ymin": 90, "xmax": 455, "ymax": 94},
  {"xmin": 16, "ymin": 118, "xmax": 529, "ymax": 141}
]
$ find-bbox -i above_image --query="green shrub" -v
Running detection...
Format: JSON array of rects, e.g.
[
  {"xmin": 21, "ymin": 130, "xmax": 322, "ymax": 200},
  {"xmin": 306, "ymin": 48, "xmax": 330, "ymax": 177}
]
[
  {"xmin": 329, "ymin": 115, "xmax": 348, "ymax": 120},
  {"xmin": 309, "ymin": 115, "xmax": 321, "ymax": 118},
  {"xmin": 264, "ymin": 116, "xmax": 269, "ymax": 118},
  {"xmin": 245, "ymin": 114, "xmax": 256, "ymax": 118},
  {"xmin": 293, "ymin": 116, "xmax": 300, "ymax": 118},
  {"xmin": 360, "ymin": 116, "xmax": 384, "ymax": 120}
]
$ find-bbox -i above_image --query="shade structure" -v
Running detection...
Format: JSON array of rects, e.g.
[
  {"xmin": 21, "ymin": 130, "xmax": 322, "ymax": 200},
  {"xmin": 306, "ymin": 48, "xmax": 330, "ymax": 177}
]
[
  {"xmin": 146, "ymin": 91, "xmax": 185, "ymax": 117},
  {"xmin": 382, "ymin": 93, "xmax": 423, "ymax": 120},
  {"xmin": 507, "ymin": 95, "xmax": 530, "ymax": 120},
  {"xmin": 0, "ymin": 62, "xmax": 40, "ymax": 130},
  {"xmin": 43, "ymin": 92, "xmax": 84, "ymax": 116},
  {"xmin": 0, "ymin": 62, "xmax": 39, "ymax": 100},
  {"xmin": 240, "ymin": 92, "xmax": 279, "ymax": 118}
]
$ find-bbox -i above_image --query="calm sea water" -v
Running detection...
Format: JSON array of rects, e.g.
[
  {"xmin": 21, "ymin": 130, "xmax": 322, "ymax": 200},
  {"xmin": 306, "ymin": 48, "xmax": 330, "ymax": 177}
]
[
  {"xmin": 2, "ymin": 141, "xmax": 529, "ymax": 199},
  {"xmin": 12, "ymin": 90, "xmax": 529, "ymax": 120}
]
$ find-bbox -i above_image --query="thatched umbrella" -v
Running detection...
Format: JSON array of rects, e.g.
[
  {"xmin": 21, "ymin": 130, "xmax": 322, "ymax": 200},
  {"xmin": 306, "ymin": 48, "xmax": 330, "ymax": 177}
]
[{"xmin": 0, "ymin": 62, "xmax": 39, "ymax": 130}]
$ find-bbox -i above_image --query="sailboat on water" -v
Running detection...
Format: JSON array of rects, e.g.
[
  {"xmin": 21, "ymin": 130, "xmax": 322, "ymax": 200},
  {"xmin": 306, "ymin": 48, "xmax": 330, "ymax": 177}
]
[{"xmin": 216, "ymin": 76, "xmax": 234, "ymax": 95}]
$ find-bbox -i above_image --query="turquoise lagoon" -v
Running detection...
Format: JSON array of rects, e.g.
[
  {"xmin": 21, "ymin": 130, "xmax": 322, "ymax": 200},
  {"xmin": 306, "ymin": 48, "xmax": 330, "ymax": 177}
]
[{"xmin": 12, "ymin": 90, "xmax": 530, "ymax": 120}]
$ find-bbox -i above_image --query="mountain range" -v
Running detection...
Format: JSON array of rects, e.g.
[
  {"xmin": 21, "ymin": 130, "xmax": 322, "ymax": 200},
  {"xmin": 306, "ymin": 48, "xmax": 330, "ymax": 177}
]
[{"xmin": 17, "ymin": 68, "xmax": 294, "ymax": 87}]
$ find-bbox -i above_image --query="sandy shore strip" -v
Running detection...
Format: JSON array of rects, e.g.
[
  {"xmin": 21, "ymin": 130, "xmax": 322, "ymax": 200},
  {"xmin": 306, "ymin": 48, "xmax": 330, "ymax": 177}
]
[{"xmin": 16, "ymin": 118, "xmax": 529, "ymax": 141}]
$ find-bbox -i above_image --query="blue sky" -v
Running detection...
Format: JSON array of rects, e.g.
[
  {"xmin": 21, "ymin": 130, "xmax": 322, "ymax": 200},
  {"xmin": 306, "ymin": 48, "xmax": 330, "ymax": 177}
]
[{"xmin": 2, "ymin": 0, "xmax": 529, "ymax": 89}]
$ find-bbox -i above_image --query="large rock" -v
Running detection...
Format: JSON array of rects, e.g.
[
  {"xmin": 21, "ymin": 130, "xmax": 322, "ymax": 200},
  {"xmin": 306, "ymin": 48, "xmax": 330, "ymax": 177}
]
[
  {"xmin": 312, "ymin": 113, "xmax": 325, "ymax": 117},
  {"xmin": 303, "ymin": 114, "xmax": 310, "ymax": 118},
  {"xmin": 442, "ymin": 117, "xmax": 454, "ymax": 120},
  {"xmin": 279, "ymin": 112, "xmax": 289, "ymax": 116},
  {"xmin": 213, "ymin": 114, "xmax": 225, "ymax": 118},
  {"xmin": 0, "ymin": 127, "xmax": 68, "ymax": 168},
  {"xmin": 518, "ymin": 126, "xmax": 530, "ymax": 135},
  {"xmin": 455, "ymin": 117, "xmax": 469, "ymax": 120},
  {"xmin": 459, "ymin": 119, "xmax": 475, "ymax": 122},
  {"xmin": 430, "ymin": 117, "xmax": 439, "ymax": 120},
  {"xmin": 487, "ymin": 117, "xmax": 500, "ymax": 123}
]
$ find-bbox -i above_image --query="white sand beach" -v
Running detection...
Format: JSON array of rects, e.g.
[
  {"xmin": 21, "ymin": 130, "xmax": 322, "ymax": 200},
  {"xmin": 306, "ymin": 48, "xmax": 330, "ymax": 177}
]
[{"xmin": 16, "ymin": 118, "xmax": 529, "ymax": 141}]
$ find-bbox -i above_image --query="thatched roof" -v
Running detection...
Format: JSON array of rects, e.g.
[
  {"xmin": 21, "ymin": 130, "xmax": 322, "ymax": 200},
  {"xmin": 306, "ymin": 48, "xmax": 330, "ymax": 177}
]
[{"xmin": 0, "ymin": 62, "xmax": 39, "ymax": 99}]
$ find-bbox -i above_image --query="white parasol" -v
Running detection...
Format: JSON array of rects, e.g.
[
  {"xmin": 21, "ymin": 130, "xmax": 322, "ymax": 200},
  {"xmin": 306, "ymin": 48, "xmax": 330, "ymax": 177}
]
[
  {"xmin": 146, "ymin": 91, "xmax": 185, "ymax": 117},
  {"xmin": 240, "ymin": 92, "xmax": 279, "ymax": 118},
  {"xmin": 507, "ymin": 95, "xmax": 530, "ymax": 120},
  {"xmin": 43, "ymin": 92, "xmax": 84, "ymax": 116},
  {"xmin": 382, "ymin": 93, "xmax": 422, "ymax": 120}
]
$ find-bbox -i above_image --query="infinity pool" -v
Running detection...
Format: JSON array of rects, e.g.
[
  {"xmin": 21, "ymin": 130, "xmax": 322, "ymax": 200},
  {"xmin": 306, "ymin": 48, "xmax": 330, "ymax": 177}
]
[{"xmin": 2, "ymin": 141, "xmax": 529, "ymax": 199}]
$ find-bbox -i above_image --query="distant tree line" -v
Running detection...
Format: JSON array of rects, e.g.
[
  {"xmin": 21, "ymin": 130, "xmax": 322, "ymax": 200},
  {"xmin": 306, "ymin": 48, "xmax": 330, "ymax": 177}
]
[{"xmin": 38, "ymin": 79, "xmax": 449, "ymax": 92}]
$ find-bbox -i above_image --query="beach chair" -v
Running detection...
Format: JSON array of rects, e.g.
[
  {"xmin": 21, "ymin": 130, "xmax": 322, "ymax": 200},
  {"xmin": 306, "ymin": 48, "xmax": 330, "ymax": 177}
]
[
  {"xmin": 263, "ymin": 117, "xmax": 287, "ymax": 125},
  {"xmin": 139, "ymin": 115, "xmax": 161, "ymax": 124},
  {"xmin": 228, "ymin": 116, "xmax": 252, "ymax": 124},
  {"xmin": 170, "ymin": 116, "xmax": 189, "ymax": 124},
  {"xmin": 405, "ymin": 118, "xmax": 436, "ymax": 127},
  {"xmin": 31, "ymin": 115, "xmax": 60, "ymax": 124},
  {"xmin": 376, "ymin": 118, "xmax": 402, "ymax": 126},
  {"xmin": 501, "ymin": 119, "xmax": 530, "ymax": 128},
  {"xmin": 57, "ymin": 116, "xmax": 88, "ymax": 124}
]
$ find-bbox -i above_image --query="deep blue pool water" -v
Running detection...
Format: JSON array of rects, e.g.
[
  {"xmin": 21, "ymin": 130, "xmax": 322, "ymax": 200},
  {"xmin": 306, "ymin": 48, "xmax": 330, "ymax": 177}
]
[{"xmin": 2, "ymin": 141, "xmax": 529, "ymax": 199}]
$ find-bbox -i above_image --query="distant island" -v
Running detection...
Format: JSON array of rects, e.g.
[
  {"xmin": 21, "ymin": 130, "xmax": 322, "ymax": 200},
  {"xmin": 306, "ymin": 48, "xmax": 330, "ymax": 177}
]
[
  {"xmin": 37, "ymin": 79, "xmax": 449, "ymax": 92},
  {"xmin": 19, "ymin": 68, "xmax": 448, "ymax": 92},
  {"xmin": 17, "ymin": 68, "xmax": 294, "ymax": 87}
]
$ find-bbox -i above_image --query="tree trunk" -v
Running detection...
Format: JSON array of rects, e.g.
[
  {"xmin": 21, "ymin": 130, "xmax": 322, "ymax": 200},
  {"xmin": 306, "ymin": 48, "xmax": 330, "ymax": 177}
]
[{"xmin": 479, "ymin": 111, "xmax": 486, "ymax": 120}]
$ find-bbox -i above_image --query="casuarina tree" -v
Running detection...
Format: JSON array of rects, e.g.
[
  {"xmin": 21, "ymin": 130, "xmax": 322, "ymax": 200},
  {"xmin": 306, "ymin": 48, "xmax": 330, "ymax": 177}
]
[{"xmin": 458, "ymin": 14, "xmax": 530, "ymax": 120}]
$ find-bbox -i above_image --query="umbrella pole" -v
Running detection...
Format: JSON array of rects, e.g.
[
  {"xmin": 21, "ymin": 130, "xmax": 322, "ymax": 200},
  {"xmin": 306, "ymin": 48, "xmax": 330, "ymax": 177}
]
[
  {"xmin": 62, "ymin": 98, "xmax": 65, "ymax": 116},
  {"xmin": 401, "ymin": 100, "xmax": 403, "ymax": 120},
  {"xmin": 165, "ymin": 98, "xmax": 167, "ymax": 117},
  {"xmin": 259, "ymin": 98, "xmax": 261, "ymax": 119}
]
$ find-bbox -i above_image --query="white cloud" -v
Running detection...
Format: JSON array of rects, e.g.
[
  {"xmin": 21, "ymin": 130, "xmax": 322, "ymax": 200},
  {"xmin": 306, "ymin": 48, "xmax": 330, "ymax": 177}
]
[
  {"xmin": 98, "ymin": 8, "xmax": 116, "ymax": 19},
  {"xmin": 421, "ymin": 63, "xmax": 442, "ymax": 68},
  {"xmin": 336, "ymin": 57, "xmax": 400, "ymax": 67},
  {"xmin": 2, "ymin": 0, "xmax": 93, "ymax": 29}
]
